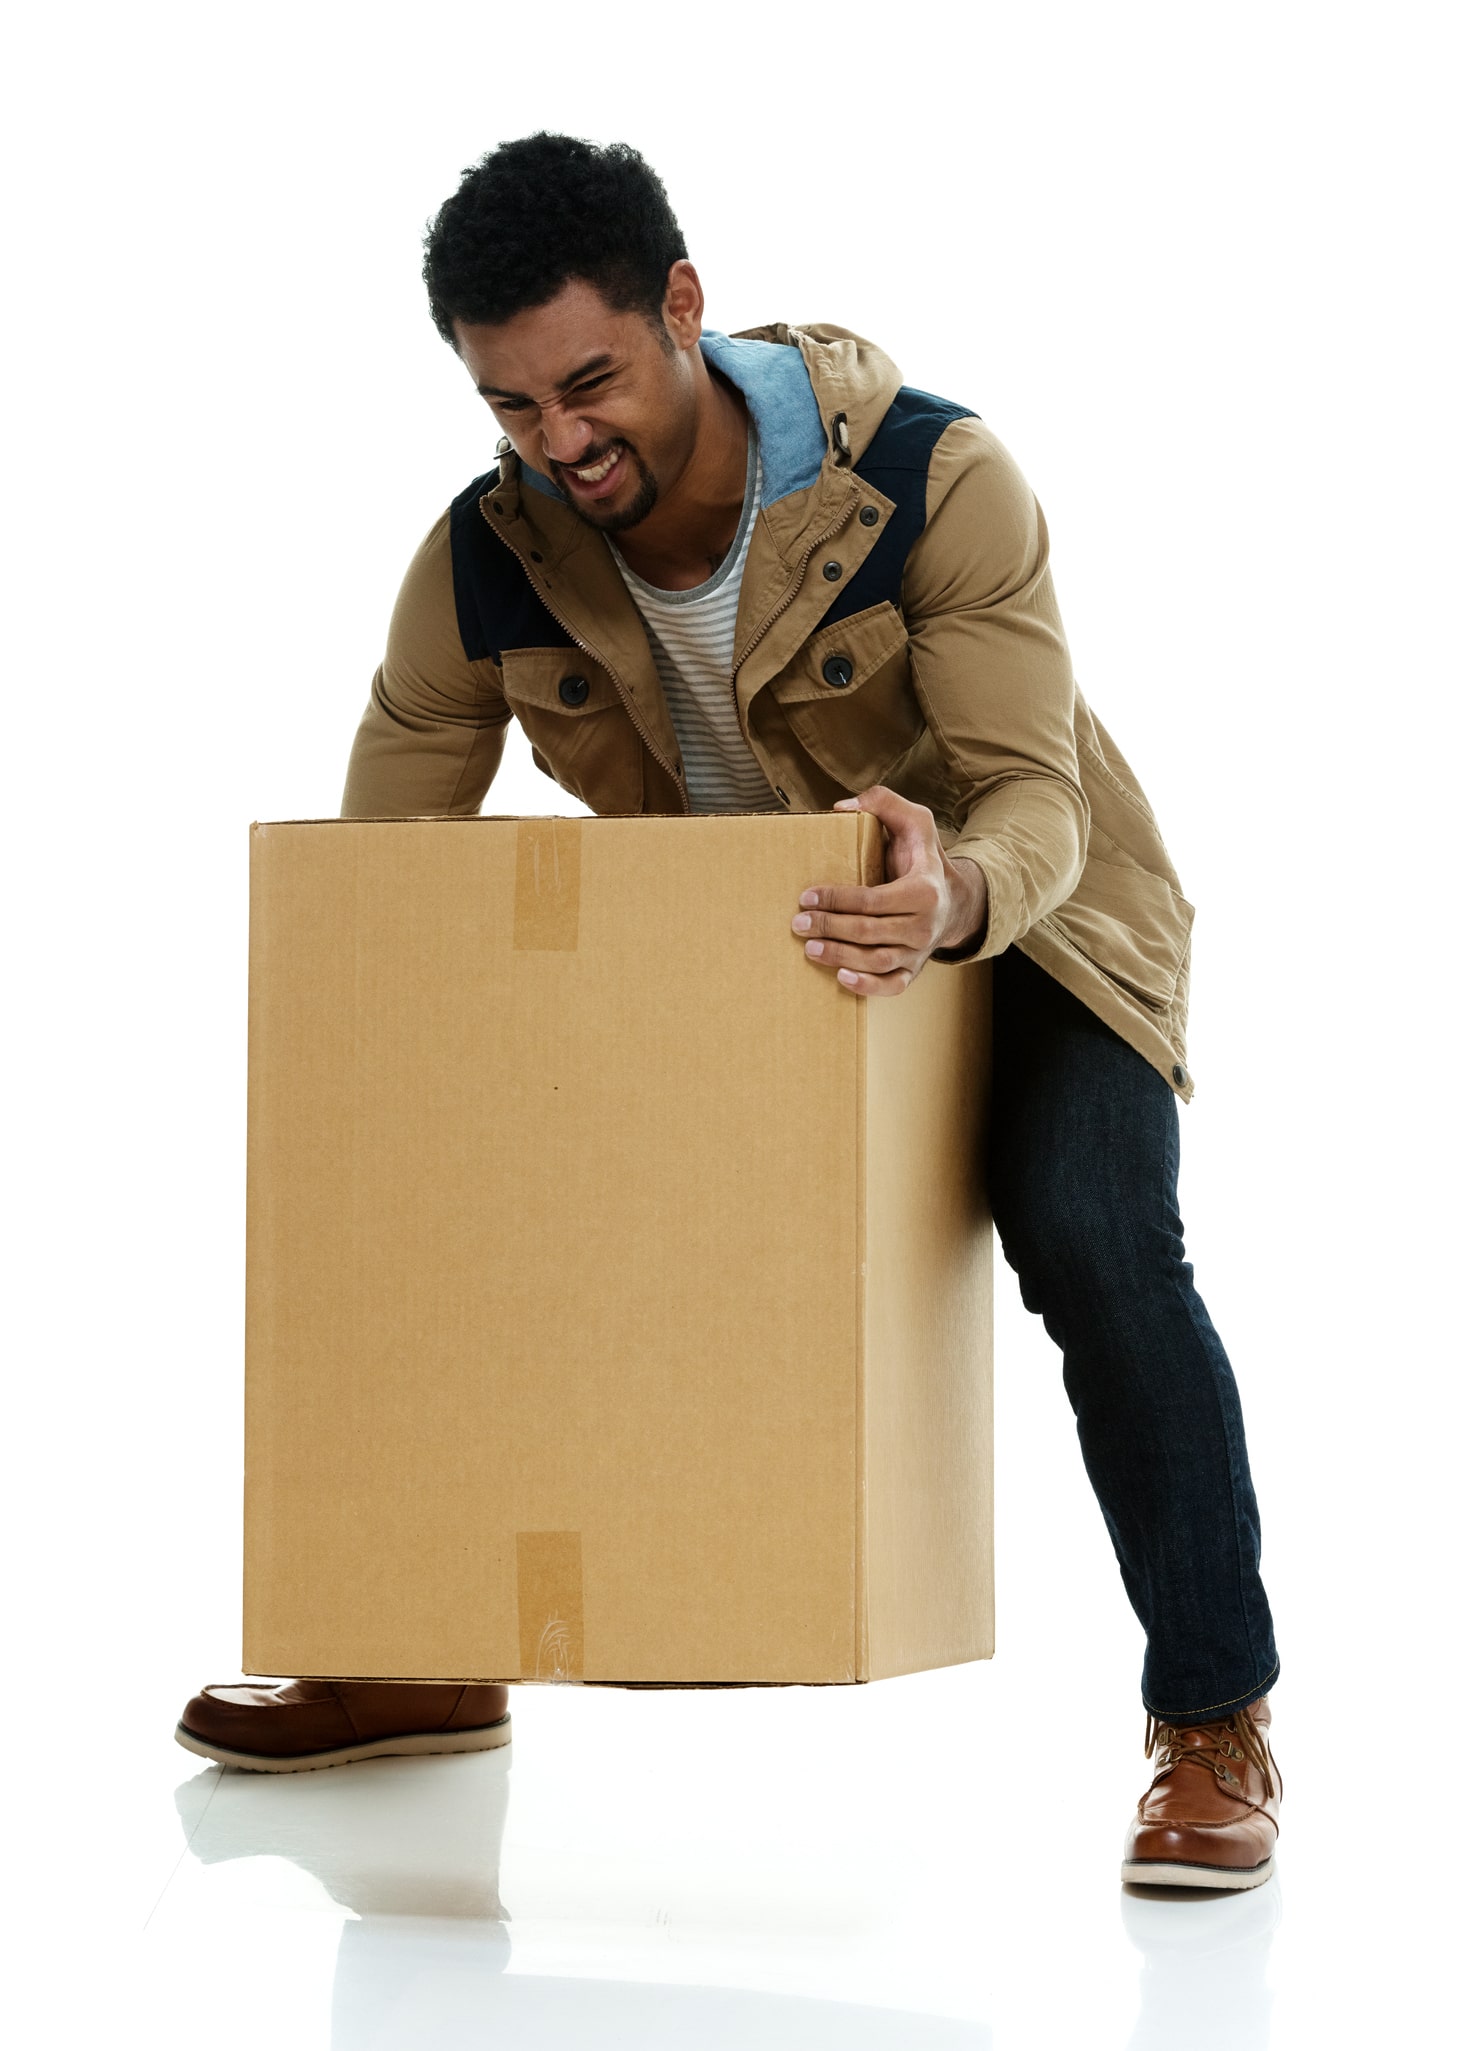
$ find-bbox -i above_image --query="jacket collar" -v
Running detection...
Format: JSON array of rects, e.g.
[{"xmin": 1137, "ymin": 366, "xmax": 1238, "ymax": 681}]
[{"xmin": 481, "ymin": 324, "xmax": 905, "ymax": 735}]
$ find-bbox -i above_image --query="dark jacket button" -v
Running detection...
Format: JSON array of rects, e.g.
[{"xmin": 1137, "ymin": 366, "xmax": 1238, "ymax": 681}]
[
  {"xmin": 1172, "ymin": 1064, "xmax": 1188, "ymax": 1087},
  {"xmin": 859, "ymin": 505, "xmax": 879, "ymax": 526},
  {"xmin": 822, "ymin": 561, "xmax": 843, "ymax": 581},
  {"xmin": 822, "ymin": 655, "xmax": 854, "ymax": 688},
  {"xmin": 775, "ymin": 786, "xmax": 790, "ymax": 805},
  {"xmin": 530, "ymin": 550, "xmax": 544, "ymax": 563},
  {"xmin": 558, "ymin": 675, "xmax": 590, "ymax": 707}
]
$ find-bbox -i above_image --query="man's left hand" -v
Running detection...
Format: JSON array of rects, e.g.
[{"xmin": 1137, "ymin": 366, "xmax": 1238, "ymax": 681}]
[{"xmin": 790, "ymin": 786, "xmax": 989, "ymax": 996}]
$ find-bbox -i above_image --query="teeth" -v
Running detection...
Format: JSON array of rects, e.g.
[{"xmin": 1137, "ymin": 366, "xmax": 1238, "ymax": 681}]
[{"xmin": 572, "ymin": 447, "xmax": 620, "ymax": 483}]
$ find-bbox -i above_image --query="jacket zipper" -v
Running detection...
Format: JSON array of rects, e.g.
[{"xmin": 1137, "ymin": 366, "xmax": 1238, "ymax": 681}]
[
  {"xmin": 484, "ymin": 508, "xmax": 693, "ymax": 816},
  {"xmin": 730, "ymin": 488, "xmax": 861, "ymax": 721}
]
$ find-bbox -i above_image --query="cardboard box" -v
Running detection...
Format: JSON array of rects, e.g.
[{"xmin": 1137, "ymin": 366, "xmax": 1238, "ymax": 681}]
[{"xmin": 244, "ymin": 812, "xmax": 994, "ymax": 1684}]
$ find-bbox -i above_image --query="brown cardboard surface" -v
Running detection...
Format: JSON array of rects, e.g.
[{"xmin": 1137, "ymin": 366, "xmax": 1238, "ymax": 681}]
[
  {"xmin": 244, "ymin": 813, "xmax": 992, "ymax": 1684},
  {"xmin": 863, "ymin": 969, "xmax": 995, "ymax": 1676}
]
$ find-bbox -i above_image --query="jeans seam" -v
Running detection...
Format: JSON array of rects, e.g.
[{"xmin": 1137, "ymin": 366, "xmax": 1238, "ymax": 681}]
[
  {"xmin": 1144, "ymin": 1657, "xmax": 1280, "ymax": 1722},
  {"xmin": 1161, "ymin": 1104, "xmax": 1267, "ymax": 1702}
]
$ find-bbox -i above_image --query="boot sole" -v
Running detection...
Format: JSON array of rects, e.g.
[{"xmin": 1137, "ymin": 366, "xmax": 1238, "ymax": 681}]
[
  {"xmin": 1121, "ymin": 1853, "xmax": 1274, "ymax": 1890},
  {"xmin": 173, "ymin": 1713, "xmax": 512, "ymax": 1773}
]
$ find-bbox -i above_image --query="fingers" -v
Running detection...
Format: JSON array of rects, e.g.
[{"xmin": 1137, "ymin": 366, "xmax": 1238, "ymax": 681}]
[
  {"xmin": 832, "ymin": 964, "xmax": 916, "ymax": 996},
  {"xmin": 794, "ymin": 919, "xmax": 927, "ymax": 968},
  {"xmin": 792, "ymin": 877, "xmax": 941, "ymax": 958},
  {"xmin": 798, "ymin": 788, "xmax": 942, "ymax": 998},
  {"xmin": 801, "ymin": 929, "xmax": 918, "ymax": 971},
  {"xmin": 832, "ymin": 783, "xmax": 924, "ymax": 829},
  {"xmin": 797, "ymin": 872, "xmax": 942, "ymax": 924},
  {"xmin": 792, "ymin": 881, "xmax": 936, "ymax": 993}
]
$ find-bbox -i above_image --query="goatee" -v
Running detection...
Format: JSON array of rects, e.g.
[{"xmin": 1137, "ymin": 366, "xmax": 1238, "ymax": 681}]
[{"xmin": 557, "ymin": 449, "xmax": 659, "ymax": 534}]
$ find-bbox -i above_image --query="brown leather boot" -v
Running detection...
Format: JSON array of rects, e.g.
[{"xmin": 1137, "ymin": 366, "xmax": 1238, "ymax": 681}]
[
  {"xmin": 1122, "ymin": 1695, "xmax": 1281, "ymax": 1888},
  {"xmin": 174, "ymin": 1678, "xmax": 511, "ymax": 1773}
]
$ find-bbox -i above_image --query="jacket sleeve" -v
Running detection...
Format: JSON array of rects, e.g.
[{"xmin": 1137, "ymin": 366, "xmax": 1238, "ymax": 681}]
[
  {"xmin": 340, "ymin": 508, "xmax": 514, "ymax": 818},
  {"xmin": 900, "ymin": 416, "xmax": 1090, "ymax": 962}
]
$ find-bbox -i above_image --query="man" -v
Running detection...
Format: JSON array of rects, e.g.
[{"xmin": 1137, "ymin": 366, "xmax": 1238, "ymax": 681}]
[{"xmin": 176, "ymin": 134, "xmax": 1281, "ymax": 1890}]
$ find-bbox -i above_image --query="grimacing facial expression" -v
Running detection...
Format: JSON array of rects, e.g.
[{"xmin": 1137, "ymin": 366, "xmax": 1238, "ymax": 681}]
[{"xmin": 453, "ymin": 279, "xmax": 700, "ymax": 534}]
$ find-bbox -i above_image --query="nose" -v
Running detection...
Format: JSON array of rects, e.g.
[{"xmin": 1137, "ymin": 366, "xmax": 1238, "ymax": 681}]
[{"xmin": 538, "ymin": 401, "xmax": 595, "ymax": 468}]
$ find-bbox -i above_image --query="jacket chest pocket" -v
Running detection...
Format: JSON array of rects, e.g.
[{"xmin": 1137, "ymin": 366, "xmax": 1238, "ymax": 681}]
[
  {"xmin": 500, "ymin": 648, "xmax": 645, "ymax": 812},
  {"xmin": 765, "ymin": 604, "xmax": 923, "ymax": 790}
]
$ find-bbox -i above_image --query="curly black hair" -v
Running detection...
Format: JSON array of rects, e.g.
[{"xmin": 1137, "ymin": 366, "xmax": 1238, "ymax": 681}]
[{"xmin": 423, "ymin": 133, "xmax": 689, "ymax": 347}]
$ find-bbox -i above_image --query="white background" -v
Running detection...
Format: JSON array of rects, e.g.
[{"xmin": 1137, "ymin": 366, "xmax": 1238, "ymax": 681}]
[{"xmin": 4, "ymin": 3, "xmax": 1457, "ymax": 2045}]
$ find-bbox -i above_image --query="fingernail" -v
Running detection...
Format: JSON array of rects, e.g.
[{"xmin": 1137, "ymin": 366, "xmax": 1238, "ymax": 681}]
[
  {"xmin": 837, "ymin": 969, "xmax": 858, "ymax": 985},
  {"xmin": 792, "ymin": 913, "xmax": 812, "ymax": 932},
  {"xmin": 799, "ymin": 890, "xmax": 819, "ymax": 907},
  {"xmin": 806, "ymin": 940, "xmax": 824, "ymax": 957}
]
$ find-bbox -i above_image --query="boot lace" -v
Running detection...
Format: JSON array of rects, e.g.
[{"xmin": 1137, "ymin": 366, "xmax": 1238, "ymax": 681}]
[{"xmin": 1143, "ymin": 1704, "xmax": 1280, "ymax": 1805}]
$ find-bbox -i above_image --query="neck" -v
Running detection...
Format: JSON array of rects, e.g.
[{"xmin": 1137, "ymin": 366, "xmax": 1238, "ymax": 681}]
[{"xmin": 612, "ymin": 356, "xmax": 750, "ymax": 590}]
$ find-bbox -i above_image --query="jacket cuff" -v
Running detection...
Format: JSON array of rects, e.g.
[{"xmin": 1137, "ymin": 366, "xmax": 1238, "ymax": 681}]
[{"xmin": 929, "ymin": 839, "xmax": 1026, "ymax": 965}]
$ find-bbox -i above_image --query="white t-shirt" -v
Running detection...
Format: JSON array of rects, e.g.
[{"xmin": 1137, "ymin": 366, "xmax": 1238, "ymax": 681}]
[{"xmin": 609, "ymin": 427, "xmax": 783, "ymax": 814}]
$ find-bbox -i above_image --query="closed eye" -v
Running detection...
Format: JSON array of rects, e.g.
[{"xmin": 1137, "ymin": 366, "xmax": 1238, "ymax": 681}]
[{"xmin": 487, "ymin": 371, "xmax": 616, "ymax": 416}]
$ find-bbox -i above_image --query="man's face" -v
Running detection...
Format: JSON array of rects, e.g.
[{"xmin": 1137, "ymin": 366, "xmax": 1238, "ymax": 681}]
[{"xmin": 454, "ymin": 275, "xmax": 701, "ymax": 533}]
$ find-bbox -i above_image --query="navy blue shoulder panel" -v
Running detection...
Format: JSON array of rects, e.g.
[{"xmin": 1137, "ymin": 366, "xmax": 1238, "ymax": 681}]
[
  {"xmin": 821, "ymin": 388, "xmax": 977, "ymax": 628},
  {"xmin": 448, "ymin": 467, "xmax": 571, "ymax": 663}
]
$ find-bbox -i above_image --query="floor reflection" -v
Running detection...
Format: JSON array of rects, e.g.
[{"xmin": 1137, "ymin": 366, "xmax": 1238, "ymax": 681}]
[
  {"xmin": 1122, "ymin": 1875, "xmax": 1280, "ymax": 2050},
  {"xmin": 172, "ymin": 1752, "xmax": 990, "ymax": 2048},
  {"xmin": 174, "ymin": 1746, "xmax": 511, "ymax": 1921}
]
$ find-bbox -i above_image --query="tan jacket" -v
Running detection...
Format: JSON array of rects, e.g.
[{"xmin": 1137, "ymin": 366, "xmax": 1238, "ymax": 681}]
[{"xmin": 343, "ymin": 324, "xmax": 1197, "ymax": 1097}]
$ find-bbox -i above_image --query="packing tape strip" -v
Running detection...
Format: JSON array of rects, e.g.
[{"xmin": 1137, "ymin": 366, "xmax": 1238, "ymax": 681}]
[
  {"xmin": 516, "ymin": 1530, "xmax": 585, "ymax": 1680},
  {"xmin": 513, "ymin": 818, "xmax": 582, "ymax": 951}
]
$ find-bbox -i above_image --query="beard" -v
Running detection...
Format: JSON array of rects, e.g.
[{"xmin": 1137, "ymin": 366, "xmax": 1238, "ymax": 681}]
[{"xmin": 551, "ymin": 441, "xmax": 660, "ymax": 534}]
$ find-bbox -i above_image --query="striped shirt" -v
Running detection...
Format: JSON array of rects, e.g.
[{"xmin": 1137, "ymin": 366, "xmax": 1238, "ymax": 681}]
[{"xmin": 609, "ymin": 427, "xmax": 783, "ymax": 814}]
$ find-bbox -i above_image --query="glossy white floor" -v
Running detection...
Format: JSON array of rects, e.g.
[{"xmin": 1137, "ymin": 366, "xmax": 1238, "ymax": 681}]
[
  {"xmin": 143, "ymin": 1677, "xmax": 1286, "ymax": 2051},
  {"xmin": 17, "ymin": 1227, "xmax": 1449, "ymax": 2051},
  {"xmin": 41, "ymin": 1611, "xmax": 1445, "ymax": 2051}
]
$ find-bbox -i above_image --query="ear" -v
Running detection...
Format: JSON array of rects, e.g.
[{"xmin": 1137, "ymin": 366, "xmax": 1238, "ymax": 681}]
[{"xmin": 660, "ymin": 259, "xmax": 705, "ymax": 351}]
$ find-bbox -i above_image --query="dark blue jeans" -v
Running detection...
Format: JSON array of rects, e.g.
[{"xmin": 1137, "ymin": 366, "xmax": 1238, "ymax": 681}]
[{"xmin": 987, "ymin": 945, "xmax": 1279, "ymax": 1723}]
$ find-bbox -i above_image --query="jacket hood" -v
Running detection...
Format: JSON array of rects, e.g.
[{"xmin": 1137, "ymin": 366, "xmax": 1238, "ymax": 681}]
[{"xmin": 726, "ymin": 322, "xmax": 904, "ymax": 475}]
